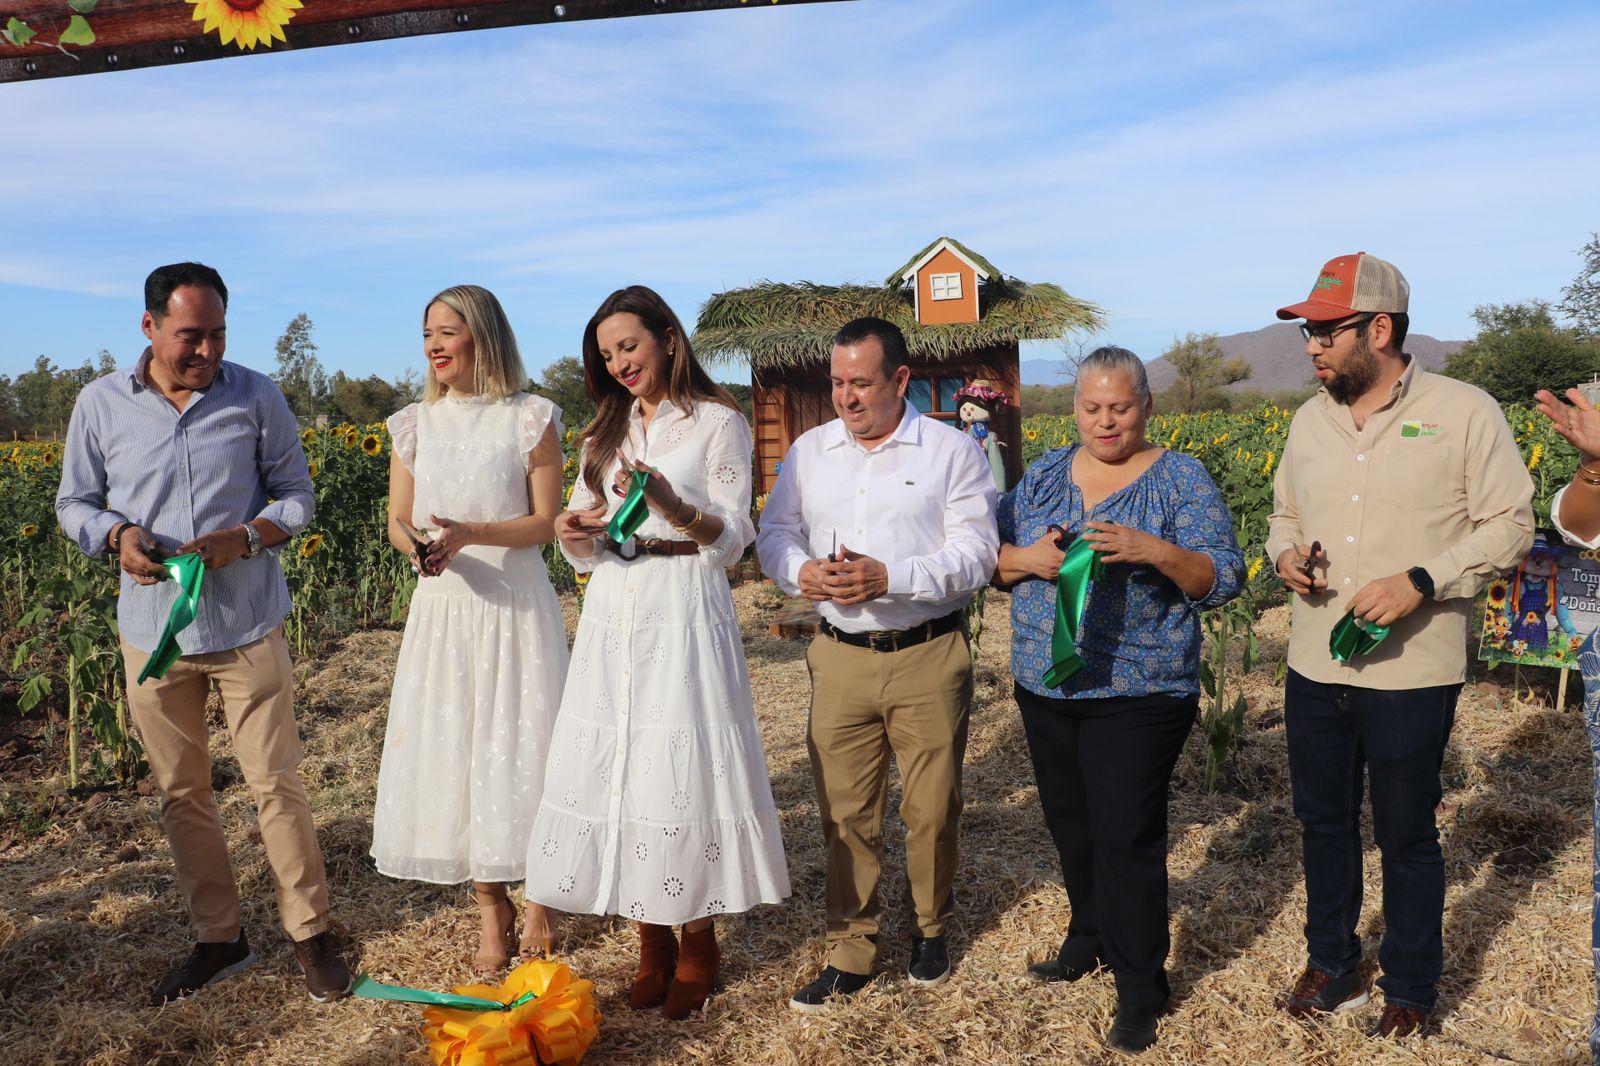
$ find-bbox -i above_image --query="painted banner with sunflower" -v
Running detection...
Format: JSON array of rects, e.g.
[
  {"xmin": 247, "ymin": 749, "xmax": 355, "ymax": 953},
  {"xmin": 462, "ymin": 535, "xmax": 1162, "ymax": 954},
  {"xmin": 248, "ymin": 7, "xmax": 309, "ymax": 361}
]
[{"xmin": 1479, "ymin": 534, "xmax": 1600, "ymax": 669}]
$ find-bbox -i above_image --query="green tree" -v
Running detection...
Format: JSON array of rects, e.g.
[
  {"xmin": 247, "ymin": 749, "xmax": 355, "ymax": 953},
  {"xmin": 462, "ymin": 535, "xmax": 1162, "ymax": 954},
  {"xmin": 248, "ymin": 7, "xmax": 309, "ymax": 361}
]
[
  {"xmin": 271, "ymin": 313, "xmax": 328, "ymax": 421},
  {"xmin": 327, "ymin": 371, "xmax": 407, "ymax": 425},
  {"xmin": 1161, "ymin": 332, "xmax": 1251, "ymax": 413},
  {"xmin": 528, "ymin": 356, "xmax": 593, "ymax": 431},
  {"xmin": 1442, "ymin": 300, "xmax": 1600, "ymax": 402},
  {"xmin": 1560, "ymin": 232, "xmax": 1600, "ymax": 338},
  {"xmin": 1021, "ymin": 383, "xmax": 1075, "ymax": 416}
]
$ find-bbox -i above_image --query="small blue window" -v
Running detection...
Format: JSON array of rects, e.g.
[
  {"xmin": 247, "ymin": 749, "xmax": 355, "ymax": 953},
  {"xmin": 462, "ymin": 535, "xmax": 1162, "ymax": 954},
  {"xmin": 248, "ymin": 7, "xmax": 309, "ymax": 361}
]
[
  {"xmin": 907, "ymin": 379, "xmax": 933, "ymax": 413},
  {"xmin": 939, "ymin": 378, "xmax": 963, "ymax": 410}
]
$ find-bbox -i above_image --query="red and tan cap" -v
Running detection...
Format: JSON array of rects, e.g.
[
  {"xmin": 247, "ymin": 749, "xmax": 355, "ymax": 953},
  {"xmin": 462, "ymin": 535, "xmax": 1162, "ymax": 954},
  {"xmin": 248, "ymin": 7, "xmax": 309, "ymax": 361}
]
[{"xmin": 1276, "ymin": 252, "xmax": 1409, "ymax": 321}]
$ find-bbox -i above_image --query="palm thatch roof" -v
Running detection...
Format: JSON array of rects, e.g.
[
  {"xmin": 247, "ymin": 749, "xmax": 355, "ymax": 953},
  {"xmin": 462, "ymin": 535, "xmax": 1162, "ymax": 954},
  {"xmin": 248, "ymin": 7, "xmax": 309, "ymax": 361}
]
[{"xmin": 694, "ymin": 277, "xmax": 1103, "ymax": 370}]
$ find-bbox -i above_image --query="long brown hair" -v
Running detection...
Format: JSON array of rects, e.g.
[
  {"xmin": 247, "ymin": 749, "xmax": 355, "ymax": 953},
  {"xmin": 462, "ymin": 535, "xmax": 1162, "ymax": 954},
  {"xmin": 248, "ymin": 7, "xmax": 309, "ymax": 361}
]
[{"xmin": 578, "ymin": 285, "xmax": 739, "ymax": 502}]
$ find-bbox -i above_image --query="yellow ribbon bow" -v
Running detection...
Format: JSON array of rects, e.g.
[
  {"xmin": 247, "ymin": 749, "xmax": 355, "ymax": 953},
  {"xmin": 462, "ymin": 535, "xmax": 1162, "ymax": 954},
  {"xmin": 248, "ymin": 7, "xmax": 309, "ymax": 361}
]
[{"xmin": 421, "ymin": 958, "xmax": 601, "ymax": 1066}]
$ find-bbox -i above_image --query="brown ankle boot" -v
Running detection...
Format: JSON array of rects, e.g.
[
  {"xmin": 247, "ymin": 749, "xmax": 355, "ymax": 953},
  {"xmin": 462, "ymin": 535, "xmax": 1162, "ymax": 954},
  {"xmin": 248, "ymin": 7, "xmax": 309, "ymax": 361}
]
[
  {"xmin": 663, "ymin": 921, "xmax": 719, "ymax": 1020},
  {"xmin": 630, "ymin": 922, "xmax": 678, "ymax": 1010}
]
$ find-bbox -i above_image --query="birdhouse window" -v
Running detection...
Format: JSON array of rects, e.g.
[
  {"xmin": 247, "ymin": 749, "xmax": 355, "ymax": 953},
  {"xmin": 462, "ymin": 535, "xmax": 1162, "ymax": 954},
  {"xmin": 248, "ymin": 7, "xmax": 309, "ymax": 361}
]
[{"xmin": 929, "ymin": 272, "xmax": 963, "ymax": 301}]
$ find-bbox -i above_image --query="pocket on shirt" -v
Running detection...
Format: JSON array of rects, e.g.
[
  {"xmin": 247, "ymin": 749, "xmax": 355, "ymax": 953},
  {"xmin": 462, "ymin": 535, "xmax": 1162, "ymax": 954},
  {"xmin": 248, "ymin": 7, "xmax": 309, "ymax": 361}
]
[{"xmin": 1375, "ymin": 440, "xmax": 1455, "ymax": 510}]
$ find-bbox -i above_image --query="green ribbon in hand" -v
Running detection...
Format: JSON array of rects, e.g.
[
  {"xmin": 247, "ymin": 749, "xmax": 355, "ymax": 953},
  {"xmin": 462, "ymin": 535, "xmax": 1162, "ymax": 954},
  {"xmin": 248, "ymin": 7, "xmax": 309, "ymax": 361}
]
[
  {"xmin": 1043, "ymin": 535, "xmax": 1104, "ymax": 689},
  {"xmin": 137, "ymin": 552, "xmax": 205, "ymax": 685},
  {"xmin": 1329, "ymin": 612, "xmax": 1390, "ymax": 662},
  {"xmin": 350, "ymin": 973, "xmax": 538, "ymax": 1012},
  {"xmin": 606, "ymin": 469, "xmax": 651, "ymax": 543}
]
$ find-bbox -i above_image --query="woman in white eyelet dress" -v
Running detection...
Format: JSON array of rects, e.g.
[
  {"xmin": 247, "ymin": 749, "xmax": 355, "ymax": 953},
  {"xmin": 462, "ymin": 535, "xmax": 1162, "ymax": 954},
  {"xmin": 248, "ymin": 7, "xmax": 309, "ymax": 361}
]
[
  {"xmin": 370, "ymin": 285, "xmax": 568, "ymax": 973},
  {"xmin": 524, "ymin": 285, "xmax": 789, "ymax": 1020}
]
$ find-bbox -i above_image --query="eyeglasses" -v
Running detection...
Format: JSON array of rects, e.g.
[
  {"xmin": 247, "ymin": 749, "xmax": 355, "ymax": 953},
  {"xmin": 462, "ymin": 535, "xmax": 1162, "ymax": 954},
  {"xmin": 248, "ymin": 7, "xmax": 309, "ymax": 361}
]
[{"xmin": 1299, "ymin": 314, "xmax": 1373, "ymax": 347}]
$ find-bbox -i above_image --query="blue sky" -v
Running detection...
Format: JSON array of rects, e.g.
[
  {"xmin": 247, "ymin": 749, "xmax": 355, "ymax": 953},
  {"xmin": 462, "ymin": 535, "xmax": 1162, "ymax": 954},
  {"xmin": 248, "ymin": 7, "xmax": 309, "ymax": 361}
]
[{"xmin": 2, "ymin": 0, "xmax": 1597, "ymax": 385}]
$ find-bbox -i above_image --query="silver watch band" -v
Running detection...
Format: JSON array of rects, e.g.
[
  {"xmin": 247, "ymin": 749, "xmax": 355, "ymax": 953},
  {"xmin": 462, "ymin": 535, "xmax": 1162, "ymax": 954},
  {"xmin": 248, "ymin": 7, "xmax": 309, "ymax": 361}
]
[{"xmin": 243, "ymin": 523, "xmax": 263, "ymax": 558}]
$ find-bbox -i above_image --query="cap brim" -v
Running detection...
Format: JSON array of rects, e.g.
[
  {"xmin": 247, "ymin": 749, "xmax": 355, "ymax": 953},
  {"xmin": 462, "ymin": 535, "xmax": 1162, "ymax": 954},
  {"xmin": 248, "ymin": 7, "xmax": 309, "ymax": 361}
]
[{"xmin": 1276, "ymin": 298, "xmax": 1356, "ymax": 322}]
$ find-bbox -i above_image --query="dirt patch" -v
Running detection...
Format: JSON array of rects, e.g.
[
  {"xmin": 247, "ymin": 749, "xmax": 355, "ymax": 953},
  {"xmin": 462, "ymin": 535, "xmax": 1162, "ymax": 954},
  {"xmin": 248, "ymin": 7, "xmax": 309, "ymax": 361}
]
[{"xmin": 0, "ymin": 594, "xmax": 1593, "ymax": 1063}]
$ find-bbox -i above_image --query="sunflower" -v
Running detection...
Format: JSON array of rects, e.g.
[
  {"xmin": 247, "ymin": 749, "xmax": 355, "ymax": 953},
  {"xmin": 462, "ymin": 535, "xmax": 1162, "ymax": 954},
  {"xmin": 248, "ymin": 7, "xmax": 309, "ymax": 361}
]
[
  {"xmin": 300, "ymin": 427, "xmax": 315, "ymax": 444},
  {"xmin": 754, "ymin": 493, "xmax": 770, "ymax": 514},
  {"xmin": 341, "ymin": 432, "xmax": 357, "ymax": 449},
  {"xmin": 1246, "ymin": 557, "xmax": 1263, "ymax": 582},
  {"xmin": 20, "ymin": 523, "xmax": 38, "ymax": 537},
  {"xmin": 1024, "ymin": 428, "xmax": 1039, "ymax": 442},
  {"xmin": 1486, "ymin": 579, "xmax": 1508, "ymax": 608},
  {"xmin": 188, "ymin": 0, "xmax": 301, "ymax": 51},
  {"xmin": 361, "ymin": 434, "xmax": 383, "ymax": 457},
  {"xmin": 308, "ymin": 460, "xmax": 319, "ymax": 479},
  {"xmin": 298, "ymin": 532, "xmax": 325, "ymax": 558}
]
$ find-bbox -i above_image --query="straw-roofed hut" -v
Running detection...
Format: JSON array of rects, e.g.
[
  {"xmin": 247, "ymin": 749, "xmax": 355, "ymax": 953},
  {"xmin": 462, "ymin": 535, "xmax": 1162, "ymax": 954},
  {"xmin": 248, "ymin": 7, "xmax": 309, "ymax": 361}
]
[{"xmin": 694, "ymin": 237, "xmax": 1102, "ymax": 493}]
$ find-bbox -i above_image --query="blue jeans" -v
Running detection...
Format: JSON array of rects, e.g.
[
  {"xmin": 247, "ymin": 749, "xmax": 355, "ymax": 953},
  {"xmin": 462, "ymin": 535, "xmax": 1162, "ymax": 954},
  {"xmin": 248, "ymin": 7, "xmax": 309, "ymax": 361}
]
[
  {"xmin": 1577, "ymin": 630, "xmax": 1600, "ymax": 1063},
  {"xmin": 1284, "ymin": 669, "xmax": 1459, "ymax": 1011}
]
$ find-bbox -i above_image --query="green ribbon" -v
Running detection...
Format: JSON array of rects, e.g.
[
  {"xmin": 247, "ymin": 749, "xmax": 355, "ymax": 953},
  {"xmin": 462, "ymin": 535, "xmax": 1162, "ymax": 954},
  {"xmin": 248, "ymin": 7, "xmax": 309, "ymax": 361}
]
[
  {"xmin": 137, "ymin": 552, "xmax": 205, "ymax": 685},
  {"xmin": 606, "ymin": 470, "xmax": 651, "ymax": 543},
  {"xmin": 350, "ymin": 973, "xmax": 538, "ymax": 1012},
  {"xmin": 1042, "ymin": 535, "xmax": 1104, "ymax": 689},
  {"xmin": 1329, "ymin": 612, "xmax": 1390, "ymax": 662}
]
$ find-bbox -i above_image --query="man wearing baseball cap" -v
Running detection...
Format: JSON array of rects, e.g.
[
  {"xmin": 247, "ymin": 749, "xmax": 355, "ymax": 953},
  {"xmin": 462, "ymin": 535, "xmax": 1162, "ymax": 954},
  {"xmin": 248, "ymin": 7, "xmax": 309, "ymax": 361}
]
[{"xmin": 1265, "ymin": 253, "xmax": 1533, "ymax": 1037}]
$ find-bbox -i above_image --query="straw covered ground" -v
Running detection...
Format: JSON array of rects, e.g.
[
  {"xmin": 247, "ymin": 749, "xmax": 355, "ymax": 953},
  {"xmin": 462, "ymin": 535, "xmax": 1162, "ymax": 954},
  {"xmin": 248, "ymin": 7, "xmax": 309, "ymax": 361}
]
[{"xmin": 1, "ymin": 586, "xmax": 1595, "ymax": 1064}]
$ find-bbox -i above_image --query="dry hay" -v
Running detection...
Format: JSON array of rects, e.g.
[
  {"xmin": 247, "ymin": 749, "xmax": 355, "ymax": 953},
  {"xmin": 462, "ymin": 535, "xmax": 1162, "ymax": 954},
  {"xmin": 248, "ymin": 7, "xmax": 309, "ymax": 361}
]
[{"xmin": 0, "ymin": 591, "xmax": 1594, "ymax": 1064}]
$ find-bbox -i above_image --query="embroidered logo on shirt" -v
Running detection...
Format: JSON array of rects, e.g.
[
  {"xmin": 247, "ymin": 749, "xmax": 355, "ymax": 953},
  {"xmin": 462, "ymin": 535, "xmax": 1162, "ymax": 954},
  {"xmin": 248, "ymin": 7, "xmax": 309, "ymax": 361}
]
[
  {"xmin": 1400, "ymin": 420, "xmax": 1441, "ymax": 438},
  {"xmin": 1313, "ymin": 273, "xmax": 1343, "ymax": 291}
]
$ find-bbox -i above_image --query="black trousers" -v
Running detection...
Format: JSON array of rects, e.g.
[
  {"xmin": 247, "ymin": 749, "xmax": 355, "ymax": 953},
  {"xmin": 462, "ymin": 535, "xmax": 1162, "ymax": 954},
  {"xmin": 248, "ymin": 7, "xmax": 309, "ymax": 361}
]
[{"xmin": 1016, "ymin": 682, "xmax": 1197, "ymax": 1009}]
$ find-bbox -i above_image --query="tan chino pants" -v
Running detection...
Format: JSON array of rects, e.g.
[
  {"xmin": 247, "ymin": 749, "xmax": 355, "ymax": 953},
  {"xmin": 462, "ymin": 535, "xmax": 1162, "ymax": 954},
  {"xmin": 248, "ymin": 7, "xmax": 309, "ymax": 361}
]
[
  {"xmin": 121, "ymin": 627, "xmax": 330, "ymax": 943},
  {"xmin": 806, "ymin": 627, "xmax": 972, "ymax": 975}
]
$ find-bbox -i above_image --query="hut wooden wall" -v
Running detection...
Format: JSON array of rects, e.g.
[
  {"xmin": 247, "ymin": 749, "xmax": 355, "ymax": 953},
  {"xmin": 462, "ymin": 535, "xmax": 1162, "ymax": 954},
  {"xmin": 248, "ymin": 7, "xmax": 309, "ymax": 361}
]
[{"xmin": 750, "ymin": 343, "xmax": 1021, "ymax": 496}]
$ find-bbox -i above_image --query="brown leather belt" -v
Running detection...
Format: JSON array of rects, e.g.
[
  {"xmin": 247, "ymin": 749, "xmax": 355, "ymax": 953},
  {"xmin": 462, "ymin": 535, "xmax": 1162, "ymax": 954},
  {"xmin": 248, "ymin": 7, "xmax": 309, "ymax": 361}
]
[
  {"xmin": 603, "ymin": 536, "xmax": 699, "ymax": 560},
  {"xmin": 820, "ymin": 609, "xmax": 964, "ymax": 653}
]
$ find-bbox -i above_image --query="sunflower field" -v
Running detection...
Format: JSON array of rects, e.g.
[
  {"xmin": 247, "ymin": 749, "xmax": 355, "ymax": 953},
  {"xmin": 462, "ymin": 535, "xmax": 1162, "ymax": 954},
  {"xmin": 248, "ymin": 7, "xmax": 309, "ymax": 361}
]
[{"xmin": 1, "ymin": 401, "xmax": 1584, "ymax": 789}]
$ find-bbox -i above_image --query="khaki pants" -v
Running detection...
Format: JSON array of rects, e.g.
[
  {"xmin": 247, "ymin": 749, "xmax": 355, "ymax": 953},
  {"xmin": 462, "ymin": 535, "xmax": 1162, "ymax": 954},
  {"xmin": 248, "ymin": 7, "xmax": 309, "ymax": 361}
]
[
  {"xmin": 122, "ymin": 627, "xmax": 330, "ymax": 943},
  {"xmin": 806, "ymin": 627, "xmax": 972, "ymax": 975}
]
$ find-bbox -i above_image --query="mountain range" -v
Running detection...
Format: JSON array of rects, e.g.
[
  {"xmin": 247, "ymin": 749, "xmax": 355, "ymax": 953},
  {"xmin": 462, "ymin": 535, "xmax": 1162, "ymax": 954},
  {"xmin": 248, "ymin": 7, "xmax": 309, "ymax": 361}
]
[{"xmin": 1020, "ymin": 322, "xmax": 1465, "ymax": 393}]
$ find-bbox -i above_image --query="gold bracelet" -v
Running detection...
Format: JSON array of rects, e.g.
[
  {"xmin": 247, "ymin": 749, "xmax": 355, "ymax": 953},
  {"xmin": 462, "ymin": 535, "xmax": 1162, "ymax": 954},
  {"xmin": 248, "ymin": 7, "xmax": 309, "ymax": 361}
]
[
  {"xmin": 1578, "ymin": 469, "xmax": 1600, "ymax": 488},
  {"xmin": 672, "ymin": 507, "xmax": 704, "ymax": 534},
  {"xmin": 1579, "ymin": 462, "xmax": 1600, "ymax": 482},
  {"xmin": 668, "ymin": 501, "xmax": 694, "ymax": 528}
]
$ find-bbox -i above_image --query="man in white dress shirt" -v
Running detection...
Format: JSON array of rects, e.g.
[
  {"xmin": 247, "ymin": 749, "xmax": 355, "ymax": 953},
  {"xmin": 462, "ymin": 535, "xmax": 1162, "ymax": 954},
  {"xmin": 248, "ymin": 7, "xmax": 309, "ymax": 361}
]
[{"xmin": 756, "ymin": 316, "xmax": 999, "ymax": 1009}]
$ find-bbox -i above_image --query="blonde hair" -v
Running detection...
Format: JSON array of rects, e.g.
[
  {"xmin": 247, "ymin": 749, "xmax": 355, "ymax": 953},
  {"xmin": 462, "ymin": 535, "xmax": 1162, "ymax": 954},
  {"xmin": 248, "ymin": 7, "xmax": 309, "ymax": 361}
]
[{"xmin": 422, "ymin": 285, "xmax": 527, "ymax": 402}]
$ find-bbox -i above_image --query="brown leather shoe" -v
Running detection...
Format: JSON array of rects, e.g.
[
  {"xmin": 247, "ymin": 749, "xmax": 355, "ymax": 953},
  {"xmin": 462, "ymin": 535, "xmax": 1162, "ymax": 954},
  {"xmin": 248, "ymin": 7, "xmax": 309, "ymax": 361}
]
[
  {"xmin": 663, "ymin": 921, "xmax": 719, "ymax": 1020},
  {"xmin": 1283, "ymin": 965, "xmax": 1369, "ymax": 1017},
  {"xmin": 630, "ymin": 922, "xmax": 678, "ymax": 1010},
  {"xmin": 1372, "ymin": 1003, "xmax": 1427, "ymax": 1039},
  {"xmin": 293, "ymin": 932, "xmax": 353, "ymax": 1003}
]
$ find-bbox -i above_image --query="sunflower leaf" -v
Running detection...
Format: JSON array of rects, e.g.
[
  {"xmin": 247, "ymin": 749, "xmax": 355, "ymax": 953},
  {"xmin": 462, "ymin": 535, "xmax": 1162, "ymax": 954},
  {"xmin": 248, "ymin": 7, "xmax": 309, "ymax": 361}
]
[
  {"xmin": 59, "ymin": 14, "xmax": 94, "ymax": 46},
  {"xmin": 3, "ymin": 17, "xmax": 37, "ymax": 46},
  {"xmin": 68, "ymin": 0, "xmax": 97, "ymax": 13}
]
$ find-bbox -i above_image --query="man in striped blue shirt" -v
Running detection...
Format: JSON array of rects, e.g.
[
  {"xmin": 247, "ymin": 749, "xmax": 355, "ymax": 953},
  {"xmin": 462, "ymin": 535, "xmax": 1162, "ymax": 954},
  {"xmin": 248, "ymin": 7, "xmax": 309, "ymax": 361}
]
[{"xmin": 55, "ymin": 262, "xmax": 351, "ymax": 1006}]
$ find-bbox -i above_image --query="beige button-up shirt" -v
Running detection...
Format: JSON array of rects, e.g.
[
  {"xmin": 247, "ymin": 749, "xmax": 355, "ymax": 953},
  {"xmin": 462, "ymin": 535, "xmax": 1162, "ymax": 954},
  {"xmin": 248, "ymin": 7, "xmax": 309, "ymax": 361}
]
[{"xmin": 1266, "ymin": 359, "xmax": 1534, "ymax": 688}]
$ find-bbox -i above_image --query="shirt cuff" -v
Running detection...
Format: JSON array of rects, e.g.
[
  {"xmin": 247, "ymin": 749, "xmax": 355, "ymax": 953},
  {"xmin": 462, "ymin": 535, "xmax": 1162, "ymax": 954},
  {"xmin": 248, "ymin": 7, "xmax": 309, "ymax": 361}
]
[
  {"xmin": 1551, "ymin": 484, "xmax": 1600, "ymax": 549},
  {"xmin": 256, "ymin": 499, "xmax": 311, "ymax": 539},
  {"xmin": 886, "ymin": 560, "xmax": 912, "ymax": 596},
  {"xmin": 87, "ymin": 510, "xmax": 128, "ymax": 558}
]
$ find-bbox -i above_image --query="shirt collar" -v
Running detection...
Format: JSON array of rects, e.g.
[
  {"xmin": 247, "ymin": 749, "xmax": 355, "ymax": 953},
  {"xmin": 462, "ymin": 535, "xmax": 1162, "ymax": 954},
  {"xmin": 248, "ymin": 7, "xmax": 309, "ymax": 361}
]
[
  {"xmin": 129, "ymin": 347, "xmax": 229, "ymax": 394},
  {"xmin": 630, "ymin": 395, "xmax": 685, "ymax": 424},
  {"xmin": 826, "ymin": 399, "xmax": 922, "ymax": 452},
  {"xmin": 1317, "ymin": 353, "xmax": 1414, "ymax": 414}
]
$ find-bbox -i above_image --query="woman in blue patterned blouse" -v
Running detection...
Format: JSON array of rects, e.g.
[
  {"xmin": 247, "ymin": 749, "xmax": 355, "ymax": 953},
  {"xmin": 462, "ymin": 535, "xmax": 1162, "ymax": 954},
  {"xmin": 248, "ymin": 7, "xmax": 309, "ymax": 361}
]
[{"xmin": 995, "ymin": 346, "xmax": 1244, "ymax": 1054}]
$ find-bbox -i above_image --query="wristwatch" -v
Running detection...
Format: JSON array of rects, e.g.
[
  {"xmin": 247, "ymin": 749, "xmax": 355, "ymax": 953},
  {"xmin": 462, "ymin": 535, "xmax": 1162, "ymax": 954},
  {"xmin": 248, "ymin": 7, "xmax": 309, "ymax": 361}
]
[
  {"xmin": 242, "ymin": 523, "xmax": 263, "ymax": 558},
  {"xmin": 1406, "ymin": 566, "xmax": 1435, "ymax": 600}
]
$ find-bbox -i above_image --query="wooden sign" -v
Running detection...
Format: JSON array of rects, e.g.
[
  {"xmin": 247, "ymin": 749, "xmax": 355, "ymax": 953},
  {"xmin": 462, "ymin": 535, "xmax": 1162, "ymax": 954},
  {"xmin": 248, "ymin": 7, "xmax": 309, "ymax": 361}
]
[{"xmin": 0, "ymin": 0, "xmax": 848, "ymax": 84}]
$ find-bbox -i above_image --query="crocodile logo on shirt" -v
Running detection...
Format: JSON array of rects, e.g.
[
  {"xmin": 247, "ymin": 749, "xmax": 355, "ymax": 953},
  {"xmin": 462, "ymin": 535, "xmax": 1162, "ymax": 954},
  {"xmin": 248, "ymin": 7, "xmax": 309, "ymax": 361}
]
[{"xmin": 1400, "ymin": 420, "xmax": 1441, "ymax": 438}]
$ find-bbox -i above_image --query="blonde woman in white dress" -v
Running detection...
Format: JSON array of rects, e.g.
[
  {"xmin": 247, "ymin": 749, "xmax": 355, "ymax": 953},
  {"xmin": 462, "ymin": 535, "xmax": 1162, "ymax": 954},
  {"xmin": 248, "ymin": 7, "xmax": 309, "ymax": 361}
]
[
  {"xmin": 371, "ymin": 285, "xmax": 568, "ymax": 973},
  {"xmin": 524, "ymin": 285, "xmax": 789, "ymax": 1020}
]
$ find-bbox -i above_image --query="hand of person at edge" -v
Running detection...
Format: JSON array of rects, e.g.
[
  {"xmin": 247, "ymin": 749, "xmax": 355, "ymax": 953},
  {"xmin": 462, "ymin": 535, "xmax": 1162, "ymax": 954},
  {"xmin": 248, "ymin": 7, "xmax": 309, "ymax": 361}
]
[{"xmin": 1534, "ymin": 387, "xmax": 1600, "ymax": 464}]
